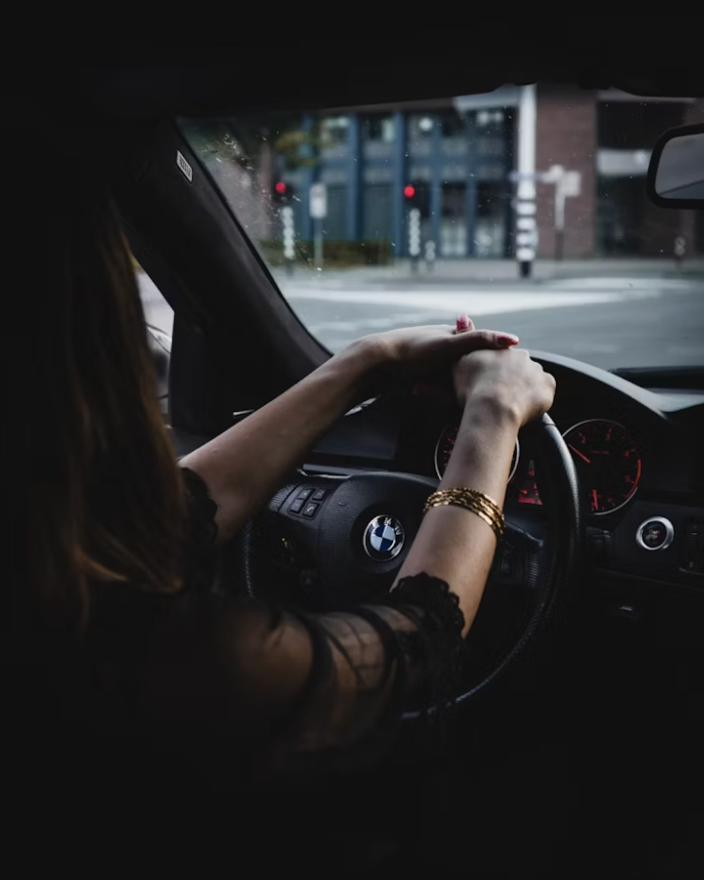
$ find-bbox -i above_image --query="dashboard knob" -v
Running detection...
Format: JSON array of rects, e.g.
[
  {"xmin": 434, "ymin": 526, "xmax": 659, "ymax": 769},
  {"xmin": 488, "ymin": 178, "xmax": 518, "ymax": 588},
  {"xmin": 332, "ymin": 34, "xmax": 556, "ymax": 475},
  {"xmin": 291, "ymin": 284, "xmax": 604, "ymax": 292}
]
[{"xmin": 636, "ymin": 517, "xmax": 674, "ymax": 552}]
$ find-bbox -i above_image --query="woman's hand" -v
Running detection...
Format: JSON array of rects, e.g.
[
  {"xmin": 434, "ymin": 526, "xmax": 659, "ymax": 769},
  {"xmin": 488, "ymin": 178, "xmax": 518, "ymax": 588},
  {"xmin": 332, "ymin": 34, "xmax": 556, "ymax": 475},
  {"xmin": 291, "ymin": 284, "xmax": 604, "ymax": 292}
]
[
  {"xmin": 453, "ymin": 348, "xmax": 556, "ymax": 427},
  {"xmin": 358, "ymin": 318, "xmax": 519, "ymax": 378}
]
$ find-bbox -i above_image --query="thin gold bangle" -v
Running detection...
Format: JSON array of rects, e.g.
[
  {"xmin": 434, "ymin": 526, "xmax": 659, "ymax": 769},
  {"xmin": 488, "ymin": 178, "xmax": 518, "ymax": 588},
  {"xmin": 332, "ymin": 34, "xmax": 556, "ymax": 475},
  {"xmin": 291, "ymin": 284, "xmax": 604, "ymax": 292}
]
[
  {"xmin": 424, "ymin": 487, "xmax": 504, "ymax": 519},
  {"xmin": 423, "ymin": 489, "xmax": 505, "ymax": 540},
  {"xmin": 423, "ymin": 488, "xmax": 505, "ymax": 541}
]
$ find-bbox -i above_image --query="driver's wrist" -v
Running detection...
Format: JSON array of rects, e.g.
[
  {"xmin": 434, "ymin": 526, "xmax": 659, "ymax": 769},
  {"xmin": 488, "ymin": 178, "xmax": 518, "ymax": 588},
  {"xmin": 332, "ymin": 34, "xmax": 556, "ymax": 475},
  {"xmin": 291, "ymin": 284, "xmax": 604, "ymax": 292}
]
[
  {"xmin": 351, "ymin": 333, "xmax": 398, "ymax": 370},
  {"xmin": 340, "ymin": 335, "xmax": 389, "ymax": 372},
  {"xmin": 462, "ymin": 392, "xmax": 522, "ymax": 433}
]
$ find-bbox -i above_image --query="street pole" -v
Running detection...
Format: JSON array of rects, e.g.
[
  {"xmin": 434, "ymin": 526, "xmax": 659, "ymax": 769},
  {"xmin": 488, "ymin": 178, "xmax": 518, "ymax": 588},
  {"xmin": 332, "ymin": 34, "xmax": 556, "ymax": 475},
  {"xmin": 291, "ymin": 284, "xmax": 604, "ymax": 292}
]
[
  {"xmin": 554, "ymin": 176, "xmax": 566, "ymax": 262},
  {"xmin": 424, "ymin": 239, "xmax": 436, "ymax": 272},
  {"xmin": 309, "ymin": 182, "xmax": 327, "ymax": 270},
  {"xmin": 314, "ymin": 218, "xmax": 323, "ymax": 269},
  {"xmin": 281, "ymin": 205, "xmax": 295, "ymax": 275},
  {"xmin": 408, "ymin": 207, "xmax": 421, "ymax": 273},
  {"xmin": 516, "ymin": 84, "xmax": 538, "ymax": 278},
  {"xmin": 674, "ymin": 234, "xmax": 686, "ymax": 270}
]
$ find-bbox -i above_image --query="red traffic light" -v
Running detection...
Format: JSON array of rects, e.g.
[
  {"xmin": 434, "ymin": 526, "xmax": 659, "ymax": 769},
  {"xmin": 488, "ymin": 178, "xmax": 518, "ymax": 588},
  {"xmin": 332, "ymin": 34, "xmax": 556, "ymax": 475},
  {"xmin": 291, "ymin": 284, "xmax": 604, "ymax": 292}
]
[
  {"xmin": 404, "ymin": 185, "xmax": 415, "ymax": 199},
  {"xmin": 275, "ymin": 182, "xmax": 287, "ymax": 194}
]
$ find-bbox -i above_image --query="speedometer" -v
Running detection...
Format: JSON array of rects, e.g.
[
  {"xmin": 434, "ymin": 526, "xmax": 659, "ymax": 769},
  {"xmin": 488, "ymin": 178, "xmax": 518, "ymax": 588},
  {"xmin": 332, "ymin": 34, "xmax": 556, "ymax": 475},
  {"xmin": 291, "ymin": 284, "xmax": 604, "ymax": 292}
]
[
  {"xmin": 435, "ymin": 423, "xmax": 519, "ymax": 482},
  {"xmin": 562, "ymin": 419, "xmax": 641, "ymax": 516}
]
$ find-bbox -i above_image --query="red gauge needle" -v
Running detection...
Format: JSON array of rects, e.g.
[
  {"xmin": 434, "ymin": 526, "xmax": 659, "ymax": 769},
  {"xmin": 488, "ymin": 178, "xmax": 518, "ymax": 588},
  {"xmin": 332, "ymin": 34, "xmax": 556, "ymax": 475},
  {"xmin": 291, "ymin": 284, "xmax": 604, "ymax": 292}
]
[
  {"xmin": 592, "ymin": 489, "xmax": 599, "ymax": 512},
  {"xmin": 569, "ymin": 444, "xmax": 591, "ymax": 464}
]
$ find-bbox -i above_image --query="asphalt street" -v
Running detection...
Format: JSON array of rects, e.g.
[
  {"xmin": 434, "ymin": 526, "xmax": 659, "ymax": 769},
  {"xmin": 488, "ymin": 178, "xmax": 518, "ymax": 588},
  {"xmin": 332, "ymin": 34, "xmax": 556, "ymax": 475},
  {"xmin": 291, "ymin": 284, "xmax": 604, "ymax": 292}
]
[{"xmin": 139, "ymin": 269, "xmax": 704, "ymax": 371}]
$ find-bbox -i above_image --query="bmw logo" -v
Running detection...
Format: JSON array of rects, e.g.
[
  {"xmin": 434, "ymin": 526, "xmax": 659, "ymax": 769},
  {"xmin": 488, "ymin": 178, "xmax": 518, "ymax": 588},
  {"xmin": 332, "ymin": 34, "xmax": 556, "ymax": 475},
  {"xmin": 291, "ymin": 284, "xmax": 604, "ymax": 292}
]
[{"xmin": 363, "ymin": 515, "xmax": 405, "ymax": 561}]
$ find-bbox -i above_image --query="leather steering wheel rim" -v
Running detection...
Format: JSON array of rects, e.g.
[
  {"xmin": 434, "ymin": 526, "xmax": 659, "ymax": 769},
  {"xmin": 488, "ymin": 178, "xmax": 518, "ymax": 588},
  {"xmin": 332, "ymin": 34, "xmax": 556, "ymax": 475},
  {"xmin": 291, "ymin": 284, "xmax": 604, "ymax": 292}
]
[{"xmin": 454, "ymin": 412, "xmax": 581, "ymax": 705}]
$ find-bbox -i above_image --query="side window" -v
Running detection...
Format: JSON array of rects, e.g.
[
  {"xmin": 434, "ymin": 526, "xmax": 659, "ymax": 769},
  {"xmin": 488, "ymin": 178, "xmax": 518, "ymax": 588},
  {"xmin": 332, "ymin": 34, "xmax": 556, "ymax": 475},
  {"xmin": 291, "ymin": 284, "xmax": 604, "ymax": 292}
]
[
  {"xmin": 136, "ymin": 260, "xmax": 174, "ymax": 337},
  {"xmin": 134, "ymin": 257, "xmax": 173, "ymax": 421}
]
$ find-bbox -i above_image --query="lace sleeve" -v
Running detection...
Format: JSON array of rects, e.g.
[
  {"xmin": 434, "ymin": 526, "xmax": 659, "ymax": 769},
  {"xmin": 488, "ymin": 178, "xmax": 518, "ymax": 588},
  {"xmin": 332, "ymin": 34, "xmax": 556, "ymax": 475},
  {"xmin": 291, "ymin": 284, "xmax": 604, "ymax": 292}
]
[
  {"xmin": 150, "ymin": 470, "xmax": 466, "ymax": 766},
  {"xmin": 141, "ymin": 573, "xmax": 465, "ymax": 773},
  {"xmin": 381, "ymin": 573, "xmax": 466, "ymax": 713},
  {"xmin": 178, "ymin": 467, "xmax": 219, "ymax": 592},
  {"xmin": 180, "ymin": 466, "xmax": 218, "ymax": 549},
  {"xmin": 281, "ymin": 574, "xmax": 466, "ymax": 758}
]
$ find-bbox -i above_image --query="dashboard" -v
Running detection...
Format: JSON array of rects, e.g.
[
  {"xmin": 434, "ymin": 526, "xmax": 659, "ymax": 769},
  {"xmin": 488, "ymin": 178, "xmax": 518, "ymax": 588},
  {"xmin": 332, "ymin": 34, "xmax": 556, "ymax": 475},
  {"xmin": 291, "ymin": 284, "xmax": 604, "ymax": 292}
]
[
  {"xmin": 307, "ymin": 353, "xmax": 704, "ymax": 592},
  {"xmin": 432, "ymin": 417, "xmax": 639, "ymax": 515}
]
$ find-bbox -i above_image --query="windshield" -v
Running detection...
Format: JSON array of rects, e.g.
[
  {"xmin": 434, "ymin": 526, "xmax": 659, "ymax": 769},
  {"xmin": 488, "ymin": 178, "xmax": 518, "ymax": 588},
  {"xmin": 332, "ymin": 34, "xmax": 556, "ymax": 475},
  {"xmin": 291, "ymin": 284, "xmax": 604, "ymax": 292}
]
[{"xmin": 180, "ymin": 88, "xmax": 704, "ymax": 370}]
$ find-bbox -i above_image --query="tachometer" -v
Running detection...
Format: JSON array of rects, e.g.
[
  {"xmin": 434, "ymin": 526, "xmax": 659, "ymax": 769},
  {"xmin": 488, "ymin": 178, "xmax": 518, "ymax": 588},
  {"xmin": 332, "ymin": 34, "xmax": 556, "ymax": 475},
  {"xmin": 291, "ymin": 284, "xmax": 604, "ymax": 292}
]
[
  {"xmin": 435, "ymin": 423, "xmax": 519, "ymax": 482},
  {"xmin": 562, "ymin": 419, "xmax": 641, "ymax": 516}
]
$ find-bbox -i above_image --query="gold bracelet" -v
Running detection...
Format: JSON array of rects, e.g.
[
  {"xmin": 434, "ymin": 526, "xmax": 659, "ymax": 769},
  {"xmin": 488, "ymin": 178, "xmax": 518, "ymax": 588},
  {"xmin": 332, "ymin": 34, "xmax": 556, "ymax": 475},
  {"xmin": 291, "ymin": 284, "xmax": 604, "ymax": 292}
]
[
  {"xmin": 424, "ymin": 492, "xmax": 504, "ymax": 536},
  {"xmin": 423, "ymin": 488, "xmax": 505, "ymax": 541}
]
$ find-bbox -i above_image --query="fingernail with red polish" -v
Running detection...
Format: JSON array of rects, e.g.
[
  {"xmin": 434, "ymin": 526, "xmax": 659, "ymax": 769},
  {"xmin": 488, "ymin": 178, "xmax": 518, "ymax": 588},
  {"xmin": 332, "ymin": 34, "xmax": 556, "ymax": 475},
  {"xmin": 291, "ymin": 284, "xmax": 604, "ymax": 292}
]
[
  {"xmin": 498, "ymin": 333, "xmax": 519, "ymax": 345},
  {"xmin": 456, "ymin": 314, "xmax": 471, "ymax": 332}
]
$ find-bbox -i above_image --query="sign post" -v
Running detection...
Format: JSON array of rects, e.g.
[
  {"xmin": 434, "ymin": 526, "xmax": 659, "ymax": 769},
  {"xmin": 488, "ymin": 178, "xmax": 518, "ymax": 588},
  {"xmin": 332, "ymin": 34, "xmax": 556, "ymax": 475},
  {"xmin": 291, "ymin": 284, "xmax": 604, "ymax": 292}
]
[
  {"xmin": 509, "ymin": 166, "xmax": 581, "ymax": 264},
  {"xmin": 408, "ymin": 208, "xmax": 421, "ymax": 273},
  {"xmin": 310, "ymin": 183, "xmax": 327, "ymax": 269},
  {"xmin": 543, "ymin": 165, "xmax": 566, "ymax": 262},
  {"xmin": 424, "ymin": 239, "xmax": 436, "ymax": 272},
  {"xmin": 674, "ymin": 235, "xmax": 686, "ymax": 269},
  {"xmin": 546, "ymin": 166, "xmax": 581, "ymax": 262}
]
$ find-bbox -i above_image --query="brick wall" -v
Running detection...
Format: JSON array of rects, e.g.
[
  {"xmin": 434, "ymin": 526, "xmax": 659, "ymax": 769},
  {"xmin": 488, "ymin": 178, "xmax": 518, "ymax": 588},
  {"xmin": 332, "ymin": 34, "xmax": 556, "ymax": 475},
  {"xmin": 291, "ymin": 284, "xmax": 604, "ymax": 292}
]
[
  {"xmin": 535, "ymin": 86, "xmax": 597, "ymax": 258},
  {"xmin": 534, "ymin": 91, "xmax": 704, "ymax": 259}
]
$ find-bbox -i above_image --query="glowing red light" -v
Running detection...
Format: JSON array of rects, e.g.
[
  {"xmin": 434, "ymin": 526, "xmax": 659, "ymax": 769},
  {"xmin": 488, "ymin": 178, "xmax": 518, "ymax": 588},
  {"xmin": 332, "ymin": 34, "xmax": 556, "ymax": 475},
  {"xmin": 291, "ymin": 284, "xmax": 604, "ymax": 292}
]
[
  {"xmin": 404, "ymin": 185, "xmax": 415, "ymax": 198},
  {"xmin": 275, "ymin": 182, "xmax": 287, "ymax": 194}
]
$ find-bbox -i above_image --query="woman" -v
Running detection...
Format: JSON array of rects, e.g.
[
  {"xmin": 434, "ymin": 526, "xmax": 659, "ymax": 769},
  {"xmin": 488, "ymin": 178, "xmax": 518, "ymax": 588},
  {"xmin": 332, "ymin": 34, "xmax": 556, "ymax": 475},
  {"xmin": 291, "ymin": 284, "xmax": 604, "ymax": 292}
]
[{"xmin": 8, "ymin": 164, "xmax": 554, "ymax": 861}]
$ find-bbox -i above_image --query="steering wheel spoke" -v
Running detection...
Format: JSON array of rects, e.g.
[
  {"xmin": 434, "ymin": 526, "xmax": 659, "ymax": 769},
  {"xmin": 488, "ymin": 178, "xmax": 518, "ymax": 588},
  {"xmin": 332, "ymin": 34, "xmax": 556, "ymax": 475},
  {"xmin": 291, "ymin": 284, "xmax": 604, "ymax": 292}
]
[
  {"xmin": 490, "ymin": 517, "xmax": 546, "ymax": 588},
  {"xmin": 503, "ymin": 518, "xmax": 545, "ymax": 552}
]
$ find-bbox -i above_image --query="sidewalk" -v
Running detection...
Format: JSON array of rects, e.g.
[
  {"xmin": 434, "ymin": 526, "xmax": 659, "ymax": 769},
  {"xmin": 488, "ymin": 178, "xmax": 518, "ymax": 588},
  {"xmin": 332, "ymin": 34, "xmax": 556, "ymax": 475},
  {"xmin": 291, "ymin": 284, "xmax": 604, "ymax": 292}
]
[{"xmin": 272, "ymin": 257, "xmax": 704, "ymax": 287}]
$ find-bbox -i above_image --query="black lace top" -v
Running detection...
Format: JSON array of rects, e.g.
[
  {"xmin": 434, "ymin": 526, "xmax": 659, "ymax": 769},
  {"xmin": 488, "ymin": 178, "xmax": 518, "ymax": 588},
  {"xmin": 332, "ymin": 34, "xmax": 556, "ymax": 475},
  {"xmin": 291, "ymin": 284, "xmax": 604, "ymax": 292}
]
[{"xmin": 10, "ymin": 469, "xmax": 465, "ymax": 799}]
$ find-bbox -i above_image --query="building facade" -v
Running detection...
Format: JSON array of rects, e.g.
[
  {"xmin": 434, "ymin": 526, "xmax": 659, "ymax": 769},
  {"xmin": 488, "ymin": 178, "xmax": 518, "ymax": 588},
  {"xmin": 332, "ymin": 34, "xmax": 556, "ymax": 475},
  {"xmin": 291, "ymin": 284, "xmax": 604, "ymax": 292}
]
[{"xmin": 277, "ymin": 87, "xmax": 704, "ymax": 261}]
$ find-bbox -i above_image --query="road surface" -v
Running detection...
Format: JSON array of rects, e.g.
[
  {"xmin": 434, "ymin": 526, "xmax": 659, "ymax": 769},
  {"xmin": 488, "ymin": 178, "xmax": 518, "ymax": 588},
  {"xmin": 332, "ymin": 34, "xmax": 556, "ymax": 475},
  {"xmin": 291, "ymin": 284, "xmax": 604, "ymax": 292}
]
[{"xmin": 139, "ymin": 270, "xmax": 704, "ymax": 371}]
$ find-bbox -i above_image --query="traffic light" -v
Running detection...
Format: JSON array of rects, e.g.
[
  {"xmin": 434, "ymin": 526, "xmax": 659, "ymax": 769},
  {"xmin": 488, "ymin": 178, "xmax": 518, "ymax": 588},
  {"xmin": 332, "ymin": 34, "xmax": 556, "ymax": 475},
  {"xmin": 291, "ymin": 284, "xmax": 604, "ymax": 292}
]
[
  {"xmin": 404, "ymin": 182, "xmax": 430, "ymax": 215},
  {"xmin": 273, "ymin": 180, "xmax": 289, "ymax": 206}
]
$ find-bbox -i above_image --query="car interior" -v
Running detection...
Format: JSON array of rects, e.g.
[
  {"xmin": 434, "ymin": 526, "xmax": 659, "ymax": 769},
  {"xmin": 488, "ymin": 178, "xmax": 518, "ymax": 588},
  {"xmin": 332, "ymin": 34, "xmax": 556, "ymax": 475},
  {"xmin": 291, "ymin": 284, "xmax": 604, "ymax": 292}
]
[{"xmin": 32, "ymin": 29, "xmax": 703, "ymax": 875}]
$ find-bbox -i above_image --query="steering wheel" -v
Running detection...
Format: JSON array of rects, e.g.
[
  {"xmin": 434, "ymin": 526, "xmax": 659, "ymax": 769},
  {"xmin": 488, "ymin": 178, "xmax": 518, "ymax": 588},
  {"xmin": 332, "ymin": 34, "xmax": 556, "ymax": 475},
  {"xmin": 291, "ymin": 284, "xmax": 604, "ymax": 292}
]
[{"xmin": 240, "ymin": 412, "xmax": 580, "ymax": 706}]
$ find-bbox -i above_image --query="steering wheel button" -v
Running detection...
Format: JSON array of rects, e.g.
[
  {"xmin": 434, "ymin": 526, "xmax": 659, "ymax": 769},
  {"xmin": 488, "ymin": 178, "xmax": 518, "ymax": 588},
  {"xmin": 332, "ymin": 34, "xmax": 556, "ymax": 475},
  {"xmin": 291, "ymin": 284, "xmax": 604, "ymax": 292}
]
[
  {"xmin": 312, "ymin": 489, "xmax": 326, "ymax": 501},
  {"xmin": 303, "ymin": 502, "xmax": 320, "ymax": 518},
  {"xmin": 290, "ymin": 498, "xmax": 306, "ymax": 514},
  {"xmin": 297, "ymin": 488, "xmax": 313, "ymax": 502}
]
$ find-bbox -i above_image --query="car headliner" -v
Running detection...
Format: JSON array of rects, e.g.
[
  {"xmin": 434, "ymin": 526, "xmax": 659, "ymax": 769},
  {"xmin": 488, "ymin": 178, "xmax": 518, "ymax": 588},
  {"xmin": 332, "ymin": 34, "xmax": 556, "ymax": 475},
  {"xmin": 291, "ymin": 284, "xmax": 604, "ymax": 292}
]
[{"xmin": 28, "ymin": 25, "xmax": 704, "ymax": 128}]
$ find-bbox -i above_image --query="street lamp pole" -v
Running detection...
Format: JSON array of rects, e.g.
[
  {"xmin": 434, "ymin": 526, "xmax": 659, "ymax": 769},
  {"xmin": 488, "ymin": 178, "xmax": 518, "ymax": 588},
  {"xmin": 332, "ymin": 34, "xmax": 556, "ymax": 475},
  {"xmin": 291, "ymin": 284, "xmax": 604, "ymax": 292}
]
[
  {"xmin": 554, "ymin": 168, "xmax": 566, "ymax": 262},
  {"xmin": 516, "ymin": 84, "xmax": 538, "ymax": 278}
]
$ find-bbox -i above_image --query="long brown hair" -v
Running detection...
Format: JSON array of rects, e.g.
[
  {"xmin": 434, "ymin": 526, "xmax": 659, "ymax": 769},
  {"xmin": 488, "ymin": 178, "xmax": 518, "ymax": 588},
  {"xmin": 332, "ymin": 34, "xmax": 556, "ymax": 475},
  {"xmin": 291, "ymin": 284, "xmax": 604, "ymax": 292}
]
[{"xmin": 10, "ymin": 163, "xmax": 186, "ymax": 633}]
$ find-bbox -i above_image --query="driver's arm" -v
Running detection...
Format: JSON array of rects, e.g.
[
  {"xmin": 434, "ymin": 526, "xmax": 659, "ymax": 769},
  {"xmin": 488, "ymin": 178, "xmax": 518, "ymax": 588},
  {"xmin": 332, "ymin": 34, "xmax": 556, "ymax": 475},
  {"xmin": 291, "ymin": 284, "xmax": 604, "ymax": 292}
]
[
  {"xmin": 393, "ymin": 394, "xmax": 519, "ymax": 637},
  {"xmin": 178, "ymin": 326, "xmax": 516, "ymax": 543},
  {"xmin": 395, "ymin": 349, "xmax": 555, "ymax": 636},
  {"xmin": 142, "ymin": 582, "xmax": 461, "ymax": 759},
  {"xmin": 179, "ymin": 337, "xmax": 382, "ymax": 543},
  {"xmin": 144, "ymin": 353, "xmax": 554, "ymax": 759}
]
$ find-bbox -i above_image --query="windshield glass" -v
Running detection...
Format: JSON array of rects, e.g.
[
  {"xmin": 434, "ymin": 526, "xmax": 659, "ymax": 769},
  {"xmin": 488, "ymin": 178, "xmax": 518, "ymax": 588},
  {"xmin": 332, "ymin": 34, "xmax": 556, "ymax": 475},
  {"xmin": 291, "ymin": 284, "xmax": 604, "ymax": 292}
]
[{"xmin": 180, "ymin": 88, "xmax": 704, "ymax": 370}]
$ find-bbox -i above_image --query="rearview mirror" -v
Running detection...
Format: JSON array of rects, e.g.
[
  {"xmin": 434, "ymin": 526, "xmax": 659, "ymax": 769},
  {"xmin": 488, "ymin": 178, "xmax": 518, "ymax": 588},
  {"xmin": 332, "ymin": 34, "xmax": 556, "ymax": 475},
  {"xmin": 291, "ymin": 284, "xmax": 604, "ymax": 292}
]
[{"xmin": 647, "ymin": 123, "xmax": 704, "ymax": 207}]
